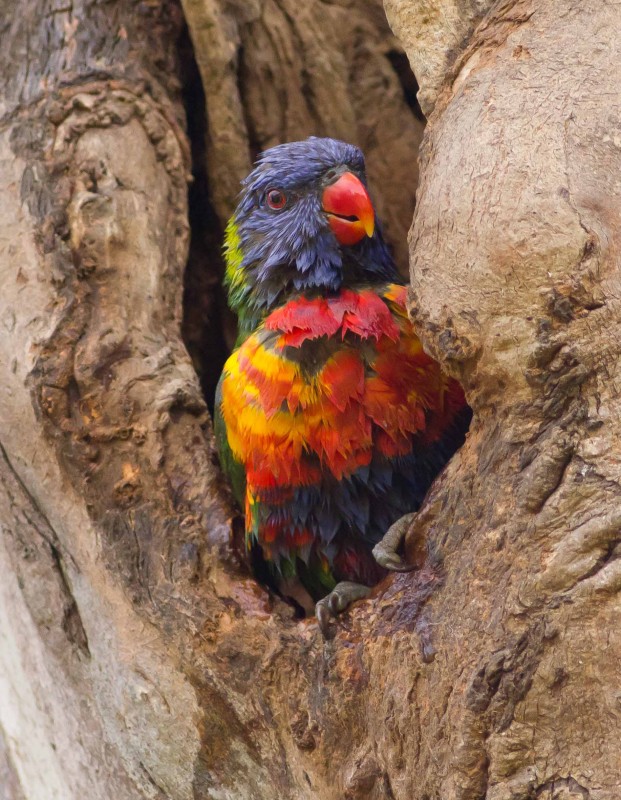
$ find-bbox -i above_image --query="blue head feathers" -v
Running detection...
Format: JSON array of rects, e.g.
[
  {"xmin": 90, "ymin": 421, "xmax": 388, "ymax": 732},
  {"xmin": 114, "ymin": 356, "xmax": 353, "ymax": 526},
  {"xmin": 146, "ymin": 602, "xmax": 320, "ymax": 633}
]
[{"xmin": 224, "ymin": 137, "xmax": 399, "ymax": 336}]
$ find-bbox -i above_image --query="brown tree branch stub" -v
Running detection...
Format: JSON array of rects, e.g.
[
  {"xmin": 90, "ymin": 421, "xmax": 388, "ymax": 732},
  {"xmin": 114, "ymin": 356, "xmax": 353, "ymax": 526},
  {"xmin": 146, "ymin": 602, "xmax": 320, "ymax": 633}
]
[{"xmin": 383, "ymin": 0, "xmax": 497, "ymax": 116}]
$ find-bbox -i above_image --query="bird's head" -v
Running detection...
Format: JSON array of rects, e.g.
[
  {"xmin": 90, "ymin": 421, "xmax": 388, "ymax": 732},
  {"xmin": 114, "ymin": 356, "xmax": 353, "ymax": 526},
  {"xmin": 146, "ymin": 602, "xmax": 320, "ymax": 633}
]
[{"xmin": 224, "ymin": 137, "xmax": 398, "ymax": 338}]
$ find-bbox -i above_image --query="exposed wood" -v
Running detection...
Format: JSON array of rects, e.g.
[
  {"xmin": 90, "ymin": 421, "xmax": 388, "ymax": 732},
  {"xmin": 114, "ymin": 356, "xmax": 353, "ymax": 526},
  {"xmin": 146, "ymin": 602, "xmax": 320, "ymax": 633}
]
[
  {"xmin": 383, "ymin": 0, "xmax": 495, "ymax": 115},
  {"xmin": 0, "ymin": 728, "xmax": 25, "ymax": 800}
]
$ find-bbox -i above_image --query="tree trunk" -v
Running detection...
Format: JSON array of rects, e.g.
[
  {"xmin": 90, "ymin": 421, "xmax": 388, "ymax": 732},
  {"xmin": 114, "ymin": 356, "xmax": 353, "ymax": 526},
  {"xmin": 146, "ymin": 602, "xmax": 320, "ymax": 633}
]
[{"xmin": 0, "ymin": 1, "xmax": 619, "ymax": 799}]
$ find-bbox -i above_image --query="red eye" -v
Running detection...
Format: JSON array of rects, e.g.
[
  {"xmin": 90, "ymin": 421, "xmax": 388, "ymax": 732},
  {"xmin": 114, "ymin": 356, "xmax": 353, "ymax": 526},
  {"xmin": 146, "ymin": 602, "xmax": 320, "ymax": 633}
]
[{"xmin": 266, "ymin": 188, "xmax": 287, "ymax": 210}]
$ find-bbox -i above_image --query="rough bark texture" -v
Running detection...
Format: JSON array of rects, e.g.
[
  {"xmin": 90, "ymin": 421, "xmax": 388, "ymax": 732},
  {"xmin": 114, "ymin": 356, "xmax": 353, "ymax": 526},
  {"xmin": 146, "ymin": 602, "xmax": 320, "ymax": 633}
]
[
  {"xmin": 392, "ymin": 0, "xmax": 621, "ymax": 796},
  {"xmin": 1, "ymin": 0, "xmax": 619, "ymax": 799}
]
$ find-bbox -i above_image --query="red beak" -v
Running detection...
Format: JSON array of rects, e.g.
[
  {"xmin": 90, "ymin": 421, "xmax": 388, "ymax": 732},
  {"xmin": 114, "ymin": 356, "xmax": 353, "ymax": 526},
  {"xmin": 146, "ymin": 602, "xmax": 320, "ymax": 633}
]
[{"xmin": 321, "ymin": 171, "xmax": 375, "ymax": 246}]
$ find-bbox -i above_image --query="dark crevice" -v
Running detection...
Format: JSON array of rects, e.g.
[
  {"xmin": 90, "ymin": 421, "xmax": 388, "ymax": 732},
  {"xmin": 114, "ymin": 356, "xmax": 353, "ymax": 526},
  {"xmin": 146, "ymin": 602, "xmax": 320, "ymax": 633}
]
[
  {"xmin": 0, "ymin": 440, "xmax": 90, "ymax": 656},
  {"xmin": 177, "ymin": 23, "xmax": 247, "ymax": 577},
  {"xmin": 385, "ymin": 49, "xmax": 425, "ymax": 121},
  {"xmin": 178, "ymin": 24, "xmax": 235, "ymax": 417},
  {"xmin": 535, "ymin": 776, "xmax": 591, "ymax": 798},
  {"xmin": 236, "ymin": 43, "xmax": 263, "ymax": 163},
  {"xmin": 50, "ymin": 544, "xmax": 91, "ymax": 658}
]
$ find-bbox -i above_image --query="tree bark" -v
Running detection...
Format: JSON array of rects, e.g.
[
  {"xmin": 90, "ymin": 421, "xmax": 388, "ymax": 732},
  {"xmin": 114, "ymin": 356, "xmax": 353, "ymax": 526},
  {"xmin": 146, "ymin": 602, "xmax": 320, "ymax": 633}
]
[{"xmin": 0, "ymin": 1, "xmax": 619, "ymax": 799}]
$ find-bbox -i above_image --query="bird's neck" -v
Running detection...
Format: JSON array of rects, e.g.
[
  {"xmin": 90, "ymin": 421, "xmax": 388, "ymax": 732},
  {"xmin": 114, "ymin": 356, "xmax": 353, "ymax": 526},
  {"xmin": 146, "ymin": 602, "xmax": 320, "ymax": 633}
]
[{"xmin": 224, "ymin": 217, "xmax": 401, "ymax": 345}]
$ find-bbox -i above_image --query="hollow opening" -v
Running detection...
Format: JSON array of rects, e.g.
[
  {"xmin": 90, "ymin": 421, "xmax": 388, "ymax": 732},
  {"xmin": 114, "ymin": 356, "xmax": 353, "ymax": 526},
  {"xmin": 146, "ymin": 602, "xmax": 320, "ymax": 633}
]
[
  {"xmin": 178, "ymin": 25, "xmax": 235, "ymax": 418},
  {"xmin": 178, "ymin": 21, "xmax": 471, "ymax": 619},
  {"xmin": 385, "ymin": 48, "xmax": 426, "ymax": 122}
]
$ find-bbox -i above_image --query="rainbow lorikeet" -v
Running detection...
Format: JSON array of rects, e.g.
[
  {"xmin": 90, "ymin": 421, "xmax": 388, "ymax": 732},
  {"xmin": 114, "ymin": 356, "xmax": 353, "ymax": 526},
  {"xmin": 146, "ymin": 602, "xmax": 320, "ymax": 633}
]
[{"xmin": 215, "ymin": 137, "xmax": 468, "ymax": 631}]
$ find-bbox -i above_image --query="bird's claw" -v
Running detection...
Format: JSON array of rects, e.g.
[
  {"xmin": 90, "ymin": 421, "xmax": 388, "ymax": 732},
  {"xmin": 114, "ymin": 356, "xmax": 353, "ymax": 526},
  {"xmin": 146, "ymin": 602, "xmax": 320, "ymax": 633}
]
[
  {"xmin": 315, "ymin": 581, "xmax": 371, "ymax": 638},
  {"xmin": 372, "ymin": 545, "xmax": 412, "ymax": 572},
  {"xmin": 372, "ymin": 512, "xmax": 417, "ymax": 572}
]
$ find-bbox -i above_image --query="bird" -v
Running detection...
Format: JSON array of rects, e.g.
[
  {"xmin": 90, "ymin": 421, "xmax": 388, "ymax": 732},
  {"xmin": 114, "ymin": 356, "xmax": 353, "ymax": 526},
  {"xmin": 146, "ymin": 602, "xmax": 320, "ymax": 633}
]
[{"xmin": 214, "ymin": 136, "xmax": 468, "ymax": 632}]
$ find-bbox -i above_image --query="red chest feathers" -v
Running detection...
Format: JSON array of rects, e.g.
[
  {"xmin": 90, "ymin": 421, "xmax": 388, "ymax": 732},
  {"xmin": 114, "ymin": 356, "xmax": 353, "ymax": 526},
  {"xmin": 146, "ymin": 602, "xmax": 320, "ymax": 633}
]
[{"xmin": 220, "ymin": 284, "xmax": 465, "ymax": 491}]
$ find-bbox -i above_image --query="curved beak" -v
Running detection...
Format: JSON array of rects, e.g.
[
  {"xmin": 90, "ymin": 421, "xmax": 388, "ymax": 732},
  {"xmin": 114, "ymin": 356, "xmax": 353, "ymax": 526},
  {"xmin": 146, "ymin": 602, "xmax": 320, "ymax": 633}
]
[{"xmin": 321, "ymin": 171, "xmax": 375, "ymax": 246}]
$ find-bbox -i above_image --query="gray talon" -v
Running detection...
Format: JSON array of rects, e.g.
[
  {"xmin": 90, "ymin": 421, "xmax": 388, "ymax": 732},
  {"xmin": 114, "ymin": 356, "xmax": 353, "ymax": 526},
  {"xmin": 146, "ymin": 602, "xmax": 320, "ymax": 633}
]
[
  {"xmin": 372, "ymin": 512, "xmax": 418, "ymax": 572},
  {"xmin": 316, "ymin": 601, "xmax": 333, "ymax": 638},
  {"xmin": 315, "ymin": 581, "xmax": 371, "ymax": 637},
  {"xmin": 328, "ymin": 593, "xmax": 341, "ymax": 614}
]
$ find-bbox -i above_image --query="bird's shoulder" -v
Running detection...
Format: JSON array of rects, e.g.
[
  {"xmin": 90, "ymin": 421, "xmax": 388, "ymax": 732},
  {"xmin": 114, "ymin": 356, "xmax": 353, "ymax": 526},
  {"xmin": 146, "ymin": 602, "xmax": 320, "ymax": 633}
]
[
  {"xmin": 262, "ymin": 282, "xmax": 410, "ymax": 349},
  {"xmin": 220, "ymin": 283, "xmax": 421, "ymax": 391},
  {"xmin": 221, "ymin": 282, "xmax": 434, "ymax": 396}
]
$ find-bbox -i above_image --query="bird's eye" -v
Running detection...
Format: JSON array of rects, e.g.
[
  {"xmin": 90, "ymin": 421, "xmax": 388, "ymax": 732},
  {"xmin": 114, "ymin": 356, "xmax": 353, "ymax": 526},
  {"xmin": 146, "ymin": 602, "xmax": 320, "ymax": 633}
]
[{"xmin": 266, "ymin": 188, "xmax": 287, "ymax": 210}]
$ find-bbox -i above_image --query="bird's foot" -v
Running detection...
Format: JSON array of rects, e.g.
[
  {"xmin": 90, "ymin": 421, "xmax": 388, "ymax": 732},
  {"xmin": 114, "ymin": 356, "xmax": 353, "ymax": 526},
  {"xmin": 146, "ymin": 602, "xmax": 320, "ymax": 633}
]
[
  {"xmin": 315, "ymin": 581, "xmax": 371, "ymax": 638},
  {"xmin": 372, "ymin": 512, "xmax": 418, "ymax": 572}
]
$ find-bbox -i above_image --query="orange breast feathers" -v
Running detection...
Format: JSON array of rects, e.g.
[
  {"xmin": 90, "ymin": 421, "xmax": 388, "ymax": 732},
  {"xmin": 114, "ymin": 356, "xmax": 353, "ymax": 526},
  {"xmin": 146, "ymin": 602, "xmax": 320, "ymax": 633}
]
[{"xmin": 219, "ymin": 284, "xmax": 462, "ymax": 493}]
